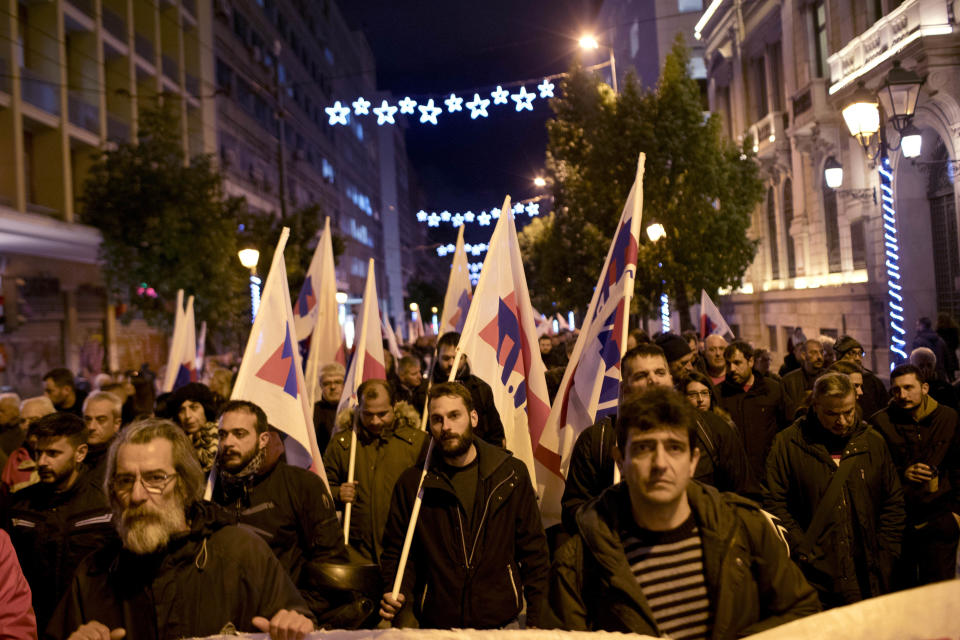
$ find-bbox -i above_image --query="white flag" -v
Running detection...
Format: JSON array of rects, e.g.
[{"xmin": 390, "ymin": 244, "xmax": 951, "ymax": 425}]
[{"xmin": 440, "ymin": 225, "xmax": 473, "ymax": 335}]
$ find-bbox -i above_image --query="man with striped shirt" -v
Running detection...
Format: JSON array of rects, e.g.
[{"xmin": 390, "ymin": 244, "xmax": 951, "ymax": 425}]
[{"xmin": 548, "ymin": 387, "xmax": 819, "ymax": 637}]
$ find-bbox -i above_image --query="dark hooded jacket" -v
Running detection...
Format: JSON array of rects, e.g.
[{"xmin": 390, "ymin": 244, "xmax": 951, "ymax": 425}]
[
  {"xmin": 560, "ymin": 410, "xmax": 756, "ymax": 534},
  {"xmin": 211, "ymin": 440, "xmax": 348, "ymax": 615},
  {"xmin": 433, "ymin": 363, "xmax": 506, "ymax": 447},
  {"xmin": 548, "ymin": 482, "xmax": 820, "ymax": 637},
  {"xmin": 763, "ymin": 411, "xmax": 905, "ymax": 605},
  {"xmin": 380, "ymin": 438, "xmax": 549, "ymax": 629},
  {"xmin": 323, "ymin": 401, "xmax": 427, "ymax": 563},
  {"xmin": 870, "ymin": 397, "xmax": 960, "ymax": 524},
  {"xmin": 719, "ymin": 372, "xmax": 785, "ymax": 483},
  {"xmin": 45, "ymin": 502, "xmax": 313, "ymax": 640},
  {"xmin": 2, "ymin": 472, "xmax": 115, "ymax": 630}
]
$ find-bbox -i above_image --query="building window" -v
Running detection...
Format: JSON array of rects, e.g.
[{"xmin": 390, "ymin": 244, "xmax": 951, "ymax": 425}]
[
  {"xmin": 822, "ymin": 176, "xmax": 842, "ymax": 273},
  {"xmin": 812, "ymin": 0, "xmax": 829, "ymax": 79},
  {"xmin": 783, "ymin": 178, "xmax": 797, "ymax": 277},
  {"xmin": 678, "ymin": 0, "xmax": 702, "ymax": 11},
  {"xmin": 749, "ymin": 55, "xmax": 768, "ymax": 123},
  {"xmin": 767, "ymin": 325, "xmax": 777, "ymax": 351},
  {"xmin": 927, "ymin": 139, "xmax": 960, "ymax": 318},
  {"xmin": 767, "ymin": 187, "xmax": 780, "ymax": 279},
  {"xmin": 850, "ymin": 218, "xmax": 867, "ymax": 269},
  {"xmin": 768, "ymin": 42, "xmax": 783, "ymax": 112}
]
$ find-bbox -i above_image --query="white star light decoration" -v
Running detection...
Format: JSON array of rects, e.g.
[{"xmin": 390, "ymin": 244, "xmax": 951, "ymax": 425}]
[
  {"xmin": 538, "ymin": 78, "xmax": 555, "ymax": 98},
  {"xmin": 451, "ymin": 213, "xmax": 465, "ymax": 227},
  {"xmin": 466, "ymin": 93, "xmax": 490, "ymax": 119},
  {"xmin": 525, "ymin": 202, "xmax": 540, "ymax": 216},
  {"xmin": 352, "ymin": 97, "xmax": 371, "ymax": 115},
  {"xmin": 373, "ymin": 100, "xmax": 398, "ymax": 125},
  {"xmin": 491, "ymin": 85, "xmax": 510, "ymax": 105},
  {"xmin": 323, "ymin": 78, "xmax": 555, "ymax": 127},
  {"xmin": 398, "ymin": 97, "xmax": 417, "ymax": 114},
  {"xmin": 324, "ymin": 101, "xmax": 350, "ymax": 126},
  {"xmin": 477, "ymin": 211, "xmax": 492, "ymax": 226},
  {"xmin": 511, "ymin": 86, "xmax": 535, "ymax": 111},
  {"xmin": 445, "ymin": 93, "xmax": 463, "ymax": 112},
  {"xmin": 427, "ymin": 212, "xmax": 441, "ymax": 227},
  {"xmin": 440, "ymin": 210, "xmax": 452, "ymax": 222},
  {"xmin": 512, "ymin": 202, "xmax": 525, "ymax": 215},
  {"xmin": 463, "ymin": 211, "xmax": 475, "ymax": 223},
  {"xmin": 418, "ymin": 99, "xmax": 442, "ymax": 125},
  {"xmin": 416, "ymin": 210, "xmax": 428, "ymax": 222}
]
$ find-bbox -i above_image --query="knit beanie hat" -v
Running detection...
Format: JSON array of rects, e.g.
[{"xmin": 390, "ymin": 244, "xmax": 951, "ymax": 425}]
[
  {"xmin": 834, "ymin": 335, "xmax": 863, "ymax": 356},
  {"xmin": 655, "ymin": 332, "xmax": 692, "ymax": 363}
]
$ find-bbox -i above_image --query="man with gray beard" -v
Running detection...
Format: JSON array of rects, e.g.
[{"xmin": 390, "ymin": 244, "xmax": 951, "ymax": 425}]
[{"xmin": 46, "ymin": 418, "xmax": 316, "ymax": 640}]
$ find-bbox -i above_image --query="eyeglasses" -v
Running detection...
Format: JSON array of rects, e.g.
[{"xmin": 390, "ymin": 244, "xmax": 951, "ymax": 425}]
[
  {"xmin": 685, "ymin": 390, "xmax": 711, "ymax": 399},
  {"xmin": 110, "ymin": 471, "xmax": 178, "ymax": 495}
]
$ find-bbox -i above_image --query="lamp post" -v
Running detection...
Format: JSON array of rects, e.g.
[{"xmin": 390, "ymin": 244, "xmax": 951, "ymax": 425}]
[
  {"xmin": 579, "ymin": 34, "xmax": 618, "ymax": 94},
  {"xmin": 237, "ymin": 247, "xmax": 261, "ymax": 323},
  {"xmin": 830, "ymin": 60, "xmax": 924, "ymax": 368},
  {"xmin": 647, "ymin": 223, "xmax": 669, "ymax": 331}
]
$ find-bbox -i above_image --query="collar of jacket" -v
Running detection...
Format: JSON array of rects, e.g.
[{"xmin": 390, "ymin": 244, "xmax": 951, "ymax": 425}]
[
  {"xmin": 796, "ymin": 411, "xmax": 870, "ymax": 461},
  {"xmin": 334, "ymin": 401, "xmax": 422, "ymax": 447},
  {"xmin": 574, "ymin": 481, "xmax": 743, "ymax": 633},
  {"xmin": 884, "ymin": 394, "xmax": 940, "ymax": 424},
  {"xmin": 433, "ymin": 362, "xmax": 472, "ymax": 383},
  {"xmin": 721, "ymin": 370, "xmax": 769, "ymax": 396}
]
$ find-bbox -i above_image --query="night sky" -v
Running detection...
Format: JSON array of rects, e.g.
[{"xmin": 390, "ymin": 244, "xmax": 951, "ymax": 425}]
[{"xmin": 338, "ymin": 1, "xmax": 597, "ymax": 250}]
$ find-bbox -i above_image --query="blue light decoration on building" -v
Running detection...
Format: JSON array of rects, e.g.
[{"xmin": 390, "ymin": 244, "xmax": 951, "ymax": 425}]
[
  {"xmin": 878, "ymin": 157, "xmax": 908, "ymax": 367},
  {"xmin": 250, "ymin": 275, "xmax": 262, "ymax": 323}
]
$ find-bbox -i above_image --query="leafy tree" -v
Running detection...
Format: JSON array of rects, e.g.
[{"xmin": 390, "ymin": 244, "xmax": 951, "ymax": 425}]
[
  {"xmin": 523, "ymin": 36, "xmax": 763, "ymax": 329},
  {"xmin": 80, "ymin": 101, "xmax": 340, "ymax": 349}
]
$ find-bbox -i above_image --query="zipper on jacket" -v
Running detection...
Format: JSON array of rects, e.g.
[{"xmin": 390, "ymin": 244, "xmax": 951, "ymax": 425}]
[
  {"xmin": 507, "ymin": 563, "xmax": 520, "ymax": 608},
  {"xmin": 420, "ymin": 583, "xmax": 429, "ymax": 610},
  {"xmin": 455, "ymin": 508, "xmax": 471, "ymax": 568},
  {"xmin": 466, "ymin": 470, "xmax": 516, "ymax": 567}
]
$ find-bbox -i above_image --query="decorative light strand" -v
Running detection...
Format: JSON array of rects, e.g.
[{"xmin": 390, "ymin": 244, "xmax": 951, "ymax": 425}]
[
  {"xmin": 324, "ymin": 77, "xmax": 557, "ymax": 127},
  {"xmin": 417, "ymin": 197, "xmax": 545, "ymax": 229},
  {"xmin": 437, "ymin": 243, "xmax": 489, "ymax": 257},
  {"xmin": 878, "ymin": 157, "xmax": 908, "ymax": 367}
]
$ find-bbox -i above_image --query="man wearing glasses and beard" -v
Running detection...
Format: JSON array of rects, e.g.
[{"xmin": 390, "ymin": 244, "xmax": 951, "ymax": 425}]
[{"xmin": 46, "ymin": 418, "xmax": 315, "ymax": 640}]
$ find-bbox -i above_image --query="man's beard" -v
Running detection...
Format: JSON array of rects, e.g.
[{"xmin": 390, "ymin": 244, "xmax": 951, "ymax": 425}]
[
  {"xmin": 117, "ymin": 494, "xmax": 188, "ymax": 555},
  {"xmin": 439, "ymin": 427, "xmax": 475, "ymax": 459},
  {"xmin": 218, "ymin": 445, "xmax": 262, "ymax": 474}
]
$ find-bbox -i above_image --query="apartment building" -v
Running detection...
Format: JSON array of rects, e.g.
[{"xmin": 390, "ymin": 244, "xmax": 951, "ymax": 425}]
[
  {"xmin": 698, "ymin": 0, "xmax": 960, "ymax": 373},
  {"xmin": 0, "ymin": 0, "xmax": 214, "ymax": 389}
]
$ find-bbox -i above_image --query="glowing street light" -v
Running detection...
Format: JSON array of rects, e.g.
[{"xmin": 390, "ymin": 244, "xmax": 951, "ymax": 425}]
[
  {"xmin": 533, "ymin": 176, "xmax": 547, "ymax": 188},
  {"xmin": 578, "ymin": 33, "xmax": 617, "ymax": 94},
  {"xmin": 335, "ymin": 291, "xmax": 348, "ymax": 304},
  {"xmin": 646, "ymin": 223, "xmax": 666, "ymax": 243},
  {"xmin": 237, "ymin": 248, "xmax": 260, "ymax": 270},
  {"xmin": 578, "ymin": 35, "xmax": 599, "ymax": 50}
]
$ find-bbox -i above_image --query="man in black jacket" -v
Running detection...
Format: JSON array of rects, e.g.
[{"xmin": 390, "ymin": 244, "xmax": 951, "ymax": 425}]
[
  {"xmin": 781, "ymin": 339, "xmax": 825, "ymax": 420},
  {"xmin": 548, "ymin": 387, "xmax": 819, "ymax": 635},
  {"xmin": 81, "ymin": 391, "xmax": 123, "ymax": 487},
  {"xmin": 720, "ymin": 340, "xmax": 785, "ymax": 483},
  {"xmin": 870, "ymin": 363, "xmax": 960, "ymax": 588},
  {"xmin": 561, "ymin": 344, "xmax": 755, "ymax": 533},
  {"xmin": 433, "ymin": 331, "xmax": 506, "ymax": 447},
  {"xmin": 47, "ymin": 418, "xmax": 314, "ymax": 640},
  {"xmin": 379, "ymin": 381, "xmax": 548, "ymax": 629},
  {"xmin": 765, "ymin": 373, "xmax": 905, "ymax": 608},
  {"xmin": 2, "ymin": 413, "xmax": 115, "ymax": 632},
  {"xmin": 834, "ymin": 335, "xmax": 888, "ymax": 417},
  {"xmin": 211, "ymin": 400, "xmax": 353, "ymax": 625}
]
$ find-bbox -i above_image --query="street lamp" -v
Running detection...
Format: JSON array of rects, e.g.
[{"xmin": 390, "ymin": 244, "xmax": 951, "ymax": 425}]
[
  {"xmin": 823, "ymin": 156, "xmax": 843, "ymax": 189},
  {"xmin": 578, "ymin": 33, "xmax": 618, "ymax": 94},
  {"xmin": 533, "ymin": 176, "xmax": 547, "ymax": 188},
  {"xmin": 646, "ymin": 223, "xmax": 666, "ymax": 243},
  {"xmin": 237, "ymin": 247, "xmax": 261, "ymax": 322}
]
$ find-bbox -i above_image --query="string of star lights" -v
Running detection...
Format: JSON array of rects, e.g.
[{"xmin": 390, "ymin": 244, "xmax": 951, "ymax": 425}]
[
  {"xmin": 324, "ymin": 76, "xmax": 557, "ymax": 127},
  {"xmin": 417, "ymin": 195, "xmax": 548, "ymax": 229}
]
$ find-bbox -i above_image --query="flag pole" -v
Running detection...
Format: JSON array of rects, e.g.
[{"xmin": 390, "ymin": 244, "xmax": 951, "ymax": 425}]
[
  {"xmin": 613, "ymin": 153, "xmax": 645, "ymax": 486},
  {"xmin": 343, "ymin": 258, "xmax": 374, "ymax": 544}
]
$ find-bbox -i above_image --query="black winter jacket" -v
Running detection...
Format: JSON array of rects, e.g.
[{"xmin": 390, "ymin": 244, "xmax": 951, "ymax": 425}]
[
  {"xmin": 858, "ymin": 370, "xmax": 889, "ymax": 418},
  {"xmin": 870, "ymin": 398, "xmax": 960, "ymax": 523},
  {"xmin": 548, "ymin": 482, "xmax": 820, "ymax": 637},
  {"xmin": 560, "ymin": 410, "xmax": 757, "ymax": 534},
  {"xmin": 719, "ymin": 372, "xmax": 785, "ymax": 483},
  {"xmin": 212, "ymin": 457, "xmax": 347, "ymax": 583},
  {"xmin": 763, "ymin": 413, "xmax": 905, "ymax": 604},
  {"xmin": 2, "ymin": 473, "xmax": 115, "ymax": 630},
  {"xmin": 781, "ymin": 368, "xmax": 819, "ymax": 421},
  {"xmin": 433, "ymin": 364, "xmax": 506, "ymax": 447},
  {"xmin": 45, "ymin": 502, "xmax": 313, "ymax": 640},
  {"xmin": 380, "ymin": 439, "xmax": 549, "ymax": 629}
]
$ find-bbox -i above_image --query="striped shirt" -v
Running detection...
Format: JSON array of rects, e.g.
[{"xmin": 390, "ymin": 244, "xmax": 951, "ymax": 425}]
[{"xmin": 622, "ymin": 515, "xmax": 712, "ymax": 640}]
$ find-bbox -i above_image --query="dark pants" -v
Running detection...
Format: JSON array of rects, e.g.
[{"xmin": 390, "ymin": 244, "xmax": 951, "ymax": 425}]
[{"xmin": 897, "ymin": 511, "xmax": 960, "ymax": 588}]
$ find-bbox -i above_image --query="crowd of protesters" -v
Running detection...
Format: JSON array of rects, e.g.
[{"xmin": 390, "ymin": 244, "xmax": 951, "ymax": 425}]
[{"xmin": 0, "ymin": 316, "xmax": 957, "ymax": 640}]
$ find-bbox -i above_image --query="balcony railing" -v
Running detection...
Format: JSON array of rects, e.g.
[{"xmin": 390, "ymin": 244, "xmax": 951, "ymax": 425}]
[
  {"xmin": 20, "ymin": 69, "xmax": 60, "ymax": 115},
  {"xmin": 135, "ymin": 34, "xmax": 154, "ymax": 62},
  {"xmin": 68, "ymin": 91, "xmax": 99, "ymax": 132},
  {"xmin": 827, "ymin": 0, "xmax": 952, "ymax": 95},
  {"xmin": 107, "ymin": 113, "xmax": 130, "ymax": 143},
  {"xmin": 102, "ymin": 7, "xmax": 126, "ymax": 42}
]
